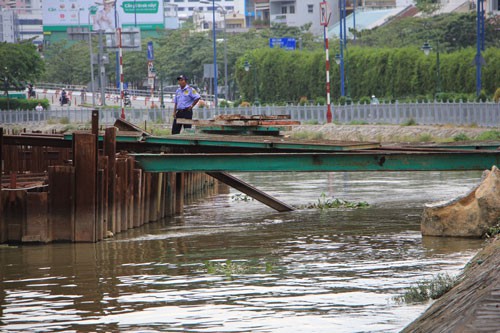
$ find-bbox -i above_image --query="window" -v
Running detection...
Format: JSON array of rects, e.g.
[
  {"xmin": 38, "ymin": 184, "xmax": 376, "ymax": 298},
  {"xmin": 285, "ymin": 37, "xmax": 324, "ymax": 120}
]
[
  {"xmin": 281, "ymin": 6, "xmax": 287, "ymax": 14},
  {"xmin": 290, "ymin": 5, "xmax": 295, "ymax": 14},
  {"xmin": 308, "ymin": 4, "xmax": 313, "ymax": 13}
]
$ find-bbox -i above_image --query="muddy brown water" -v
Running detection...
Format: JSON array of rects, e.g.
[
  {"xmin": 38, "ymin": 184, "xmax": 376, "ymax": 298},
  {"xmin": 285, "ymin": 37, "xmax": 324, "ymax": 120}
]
[{"xmin": 0, "ymin": 171, "xmax": 486, "ymax": 332}]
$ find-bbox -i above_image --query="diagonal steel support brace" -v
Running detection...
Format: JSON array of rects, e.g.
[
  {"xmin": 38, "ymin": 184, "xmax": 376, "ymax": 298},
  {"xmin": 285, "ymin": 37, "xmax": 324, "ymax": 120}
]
[{"xmin": 206, "ymin": 172, "xmax": 294, "ymax": 212}]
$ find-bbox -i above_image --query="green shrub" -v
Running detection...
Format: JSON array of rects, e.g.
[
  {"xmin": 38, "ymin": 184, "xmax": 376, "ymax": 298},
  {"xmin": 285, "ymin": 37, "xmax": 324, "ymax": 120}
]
[
  {"xmin": 418, "ymin": 133, "xmax": 433, "ymax": 142},
  {"xmin": 402, "ymin": 118, "xmax": 417, "ymax": 126},
  {"xmin": 338, "ymin": 96, "xmax": 353, "ymax": 105},
  {"xmin": 493, "ymin": 88, "xmax": 500, "ymax": 103},
  {"xmin": 453, "ymin": 133, "xmax": 470, "ymax": 141},
  {"xmin": 477, "ymin": 90, "xmax": 488, "ymax": 102},
  {"xmin": 0, "ymin": 97, "xmax": 50, "ymax": 110},
  {"xmin": 476, "ymin": 130, "xmax": 500, "ymax": 141},
  {"xmin": 314, "ymin": 96, "xmax": 326, "ymax": 105},
  {"xmin": 394, "ymin": 273, "xmax": 458, "ymax": 304},
  {"xmin": 359, "ymin": 96, "xmax": 371, "ymax": 104},
  {"xmin": 219, "ymin": 100, "xmax": 230, "ymax": 108},
  {"xmin": 291, "ymin": 130, "xmax": 324, "ymax": 140}
]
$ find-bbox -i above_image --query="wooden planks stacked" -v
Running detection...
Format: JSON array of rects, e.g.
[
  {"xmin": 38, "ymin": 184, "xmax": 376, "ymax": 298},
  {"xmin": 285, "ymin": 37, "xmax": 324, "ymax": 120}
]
[{"xmin": 177, "ymin": 114, "xmax": 301, "ymax": 135}]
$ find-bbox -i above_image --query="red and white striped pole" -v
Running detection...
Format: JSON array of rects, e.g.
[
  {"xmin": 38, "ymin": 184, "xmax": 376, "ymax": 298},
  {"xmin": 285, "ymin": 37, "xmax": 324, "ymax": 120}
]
[
  {"xmin": 325, "ymin": 31, "xmax": 332, "ymax": 123},
  {"xmin": 320, "ymin": 1, "xmax": 332, "ymax": 123},
  {"xmin": 118, "ymin": 28, "xmax": 125, "ymax": 119}
]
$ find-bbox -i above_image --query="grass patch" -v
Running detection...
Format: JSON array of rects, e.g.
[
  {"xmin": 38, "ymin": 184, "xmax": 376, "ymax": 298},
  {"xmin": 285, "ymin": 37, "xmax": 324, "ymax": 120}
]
[
  {"xmin": 453, "ymin": 133, "xmax": 471, "ymax": 141},
  {"xmin": 204, "ymin": 259, "xmax": 275, "ymax": 277},
  {"xmin": 301, "ymin": 193, "xmax": 369, "ymax": 210},
  {"xmin": 149, "ymin": 127, "xmax": 171, "ymax": 136},
  {"xmin": 303, "ymin": 120, "xmax": 319, "ymax": 125},
  {"xmin": 402, "ymin": 118, "xmax": 417, "ymax": 126},
  {"xmin": 291, "ymin": 130, "xmax": 325, "ymax": 140},
  {"xmin": 231, "ymin": 193, "xmax": 254, "ymax": 201},
  {"xmin": 418, "ymin": 133, "xmax": 433, "ymax": 142},
  {"xmin": 485, "ymin": 221, "xmax": 500, "ymax": 238},
  {"xmin": 476, "ymin": 130, "xmax": 500, "ymax": 141},
  {"xmin": 394, "ymin": 273, "xmax": 458, "ymax": 304},
  {"xmin": 349, "ymin": 120, "xmax": 368, "ymax": 125}
]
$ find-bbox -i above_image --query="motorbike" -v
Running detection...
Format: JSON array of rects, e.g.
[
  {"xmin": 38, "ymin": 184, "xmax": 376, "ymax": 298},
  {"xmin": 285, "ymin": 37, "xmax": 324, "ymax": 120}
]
[
  {"xmin": 124, "ymin": 93, "xmax": 131, "ymax": 107},
  {"xmin": 59, "ymin": 95, "xmax": 71, "ymax": 106}
]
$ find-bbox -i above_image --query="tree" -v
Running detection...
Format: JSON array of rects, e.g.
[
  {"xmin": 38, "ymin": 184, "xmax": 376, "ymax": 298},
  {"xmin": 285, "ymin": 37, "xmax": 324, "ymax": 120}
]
[
  {"xmin": 0, "ymin": 41, "xmax": 44, "ymax": 91},
  {"xmin": 41, "ymin": 40, "xmax": 96, "ymax": 85}
]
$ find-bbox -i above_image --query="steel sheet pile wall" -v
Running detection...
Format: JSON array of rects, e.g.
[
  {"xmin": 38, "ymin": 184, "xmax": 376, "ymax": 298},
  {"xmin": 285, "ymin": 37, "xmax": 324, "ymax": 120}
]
[{"xmin": 0, "ymin": 129, "xmax": 219, "ymax": 244}]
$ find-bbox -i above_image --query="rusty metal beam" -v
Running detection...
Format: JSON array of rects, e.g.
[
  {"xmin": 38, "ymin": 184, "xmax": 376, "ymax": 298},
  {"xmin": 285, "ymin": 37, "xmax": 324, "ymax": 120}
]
[{"xmin": 207, "ymin": 172, "xmax": 294, "ymax": 212}]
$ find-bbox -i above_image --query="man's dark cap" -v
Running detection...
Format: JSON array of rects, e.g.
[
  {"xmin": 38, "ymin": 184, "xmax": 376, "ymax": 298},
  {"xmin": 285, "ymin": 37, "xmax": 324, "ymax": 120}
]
[{"xmin": 177, "ymin": 74, "xmax": 188, "ymax": 81}]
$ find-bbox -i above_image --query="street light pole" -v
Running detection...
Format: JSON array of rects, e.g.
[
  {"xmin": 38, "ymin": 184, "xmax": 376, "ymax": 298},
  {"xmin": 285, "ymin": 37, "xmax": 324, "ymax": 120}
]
[
  {"xmin": 88, "ymin": 9, "xmax": 96, "ymax": 106},
  {"xmin": 212, "ymin": 0, "xmax": 218, "ymax": 106},
  {"xmin": 421, "ymin": 40, "xmax": 441, "ymax": 97},
  {"xmin": 200, "ymin": 0, "xmax": 220, "ymax": 106},
  {"xmin": 244, "ymin": 61, "xmax": 258, "ymax": 104},
  {"xmin": 222, "ymin": 9, "xmax": 228, "ymax": 102}
]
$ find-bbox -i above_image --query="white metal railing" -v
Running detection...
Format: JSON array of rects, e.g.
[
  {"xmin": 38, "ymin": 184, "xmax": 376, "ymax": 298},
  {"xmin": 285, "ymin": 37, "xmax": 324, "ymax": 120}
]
[{"xmin": 1, "ymin": 102, "xmax": 499, "ymax": 128}]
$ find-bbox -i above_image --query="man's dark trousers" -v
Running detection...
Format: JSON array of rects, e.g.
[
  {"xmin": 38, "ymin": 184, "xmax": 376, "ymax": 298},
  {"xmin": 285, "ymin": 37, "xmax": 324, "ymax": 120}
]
[{"xmin": 171, "ymin": 109, "xmax": 193, "ymax": 135}]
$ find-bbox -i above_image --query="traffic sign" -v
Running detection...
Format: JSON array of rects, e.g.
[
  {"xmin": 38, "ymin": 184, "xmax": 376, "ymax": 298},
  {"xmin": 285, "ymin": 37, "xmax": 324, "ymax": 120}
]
[
  {"xmin": 147, "ymin": 61, "xmax": 156, "ymax": 77},
  {"xmin": 147, "ymin": 41, "xmax": 154, "ymax": 61},
  {"xmin": 269, "ymin": 37, "xmax": 296, "ymax": 50},
  {"xmin": 320, "ymin": 2, "xmax": 330, "ymax": 26}
]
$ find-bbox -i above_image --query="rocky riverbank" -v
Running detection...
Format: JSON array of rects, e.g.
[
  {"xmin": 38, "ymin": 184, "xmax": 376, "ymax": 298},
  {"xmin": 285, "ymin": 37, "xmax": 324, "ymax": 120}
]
[
  {"xmin": 402, "ymin": 235, "xmax": 500, "ymax": 333},
  {"xmin": 286, "ymin": 124, "xmax": 495, "ymax": 142}
]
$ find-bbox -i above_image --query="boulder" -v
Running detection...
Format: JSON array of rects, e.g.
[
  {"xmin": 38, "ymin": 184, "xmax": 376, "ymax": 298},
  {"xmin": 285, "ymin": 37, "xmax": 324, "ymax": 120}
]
[{"xmin": 421, "ymin": 166, "xmax": 500, "ymax": 237}]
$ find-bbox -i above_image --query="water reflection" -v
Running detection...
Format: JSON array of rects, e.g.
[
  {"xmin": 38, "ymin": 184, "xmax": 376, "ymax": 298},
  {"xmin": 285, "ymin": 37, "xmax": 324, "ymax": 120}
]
[{"xmin": 0, "ymin": 171, "xmax": 485, "ymax": 332}]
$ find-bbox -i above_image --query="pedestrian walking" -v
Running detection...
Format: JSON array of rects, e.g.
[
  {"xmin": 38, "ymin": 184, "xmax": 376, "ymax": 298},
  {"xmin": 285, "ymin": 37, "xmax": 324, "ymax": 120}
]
[{"xmin": 171, "ymin": 74, "xmax": 200, "ymax": 135}]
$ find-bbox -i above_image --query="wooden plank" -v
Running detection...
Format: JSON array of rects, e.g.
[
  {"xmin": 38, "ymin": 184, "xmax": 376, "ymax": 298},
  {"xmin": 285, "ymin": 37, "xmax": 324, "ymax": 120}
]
[
  {"xmin": 98, "ymin": 156, "xmax": 109, "ymax": 239},
  {"xmin": 73, "ymin": 133, "xmax": 97, "ymax": 242},
  {"xmin": 104, "ymin": 127, "xmax": 116, "ymax": 234},
  {"xmin": 0, "ymin": 129, "xmax": 3, "ymax": 242},
  {"xmin": 177, "ymin": 119, "xmax": 300, "ymax": 126},
  {"xmin": 1, "ymin": 190, "xmax": 26, "ymax": 242},
  {"xmin": 116, "ymin": 158, "xmax": 128, "ymax": 232},
  {"xmin": 127, "ymin": 157, "xmax": 135, "ymax": 230},
  {"xmin": 96, "ymin": 169, "xmax": 104, "ymax": 241},
  {"xmin": 133, "ymin": 169, "xmax": 142, "ymax": 227},
  {"xmin": 175, "ymin": 173, "xmax": 184, "ymax": 214},
  {"xmin": 165, "ymin": 172, "xmax": 175, "ymax": 217},
  {"xmin": 113, "ymin": 118, "xmax": 151, "ymax": 136},
  {"xmin": 48, "ymin": 165, "xmax": 74, "ymax": 242},
  {"xmin": 215, "ymin": 114, "xmax": 291, "ymax": 120},
  {"xmin": 0, "ymin": 127, "xmax": 3, "ymax": 175},
  {"xmin": 23, "ymin": 192, "xmax": 48, "ymax": 243}
]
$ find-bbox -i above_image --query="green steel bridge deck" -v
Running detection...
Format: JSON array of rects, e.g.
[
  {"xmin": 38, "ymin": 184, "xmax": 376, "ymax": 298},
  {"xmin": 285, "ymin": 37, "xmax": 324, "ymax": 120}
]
[
  {"xmin": 5, "ymin": 132, "xmax": 500, "ymax": 173},
  {"xmin": 126, "ymin": 134, "xmax": 500, "ymax": 173}
]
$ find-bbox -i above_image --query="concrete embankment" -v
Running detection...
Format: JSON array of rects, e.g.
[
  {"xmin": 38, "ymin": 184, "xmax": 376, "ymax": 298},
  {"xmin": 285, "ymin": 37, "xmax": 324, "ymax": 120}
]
[{"xmin": 401, "ymin": 236, "xmax": 500, "ymax": 333}]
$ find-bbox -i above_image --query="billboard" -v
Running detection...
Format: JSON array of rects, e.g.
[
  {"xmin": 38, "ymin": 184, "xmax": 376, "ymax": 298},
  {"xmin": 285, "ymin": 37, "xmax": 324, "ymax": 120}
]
[{"xmin": 42, "ymin": 0, "xmax": 164, "ymax": 32}]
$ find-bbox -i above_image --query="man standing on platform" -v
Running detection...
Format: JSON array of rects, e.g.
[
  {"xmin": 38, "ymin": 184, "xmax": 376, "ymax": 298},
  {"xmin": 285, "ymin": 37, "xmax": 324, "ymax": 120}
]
[{"xmin": 171, "ymin": 74, "xmax": 200, "ymax": 135}]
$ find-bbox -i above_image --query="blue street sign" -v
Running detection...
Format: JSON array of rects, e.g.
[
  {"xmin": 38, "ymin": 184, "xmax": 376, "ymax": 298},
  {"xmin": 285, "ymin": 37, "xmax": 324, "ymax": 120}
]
[
  {"xmin": 269, "ymin": 37, "xmax": 296, "ymax": 50},
  {"xmin": 147, "ymin": 41, "xmax": 154, "ymax": 61}
]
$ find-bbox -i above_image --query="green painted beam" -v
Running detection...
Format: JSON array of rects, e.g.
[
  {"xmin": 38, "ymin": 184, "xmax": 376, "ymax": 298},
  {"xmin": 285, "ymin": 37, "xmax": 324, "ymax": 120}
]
[
  {"xmin": 142, "ymin": 136, "xmax": 379, "ymax": 151},
  {"xmin": 131, "ymin": 151, "xmax": 500, "ymax": 172}
]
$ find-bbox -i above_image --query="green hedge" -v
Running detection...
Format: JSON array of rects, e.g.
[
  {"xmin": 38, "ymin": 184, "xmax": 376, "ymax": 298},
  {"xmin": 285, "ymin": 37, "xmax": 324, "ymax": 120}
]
[
  {"xmin": 0, "ymin": 98, "xmax": 50, "ymax": 110},
  {"xmin": 236, "ymin": 47, "xmax": 500, "ymax": 104}
]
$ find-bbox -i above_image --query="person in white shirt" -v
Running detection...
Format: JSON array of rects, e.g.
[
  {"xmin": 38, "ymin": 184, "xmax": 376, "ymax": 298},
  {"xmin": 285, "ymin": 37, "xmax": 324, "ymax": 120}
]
[{"xmin": 35, "ymin": 103, "xmax": 44, "ymax": 112}]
